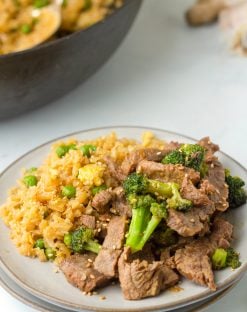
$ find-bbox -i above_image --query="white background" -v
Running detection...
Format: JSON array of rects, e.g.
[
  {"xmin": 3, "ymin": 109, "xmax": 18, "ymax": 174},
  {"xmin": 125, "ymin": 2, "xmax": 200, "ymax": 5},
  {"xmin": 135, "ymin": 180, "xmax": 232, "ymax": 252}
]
[{"xmin": 0, "ymin": 0, "xmax": 246, "ymax": 311}]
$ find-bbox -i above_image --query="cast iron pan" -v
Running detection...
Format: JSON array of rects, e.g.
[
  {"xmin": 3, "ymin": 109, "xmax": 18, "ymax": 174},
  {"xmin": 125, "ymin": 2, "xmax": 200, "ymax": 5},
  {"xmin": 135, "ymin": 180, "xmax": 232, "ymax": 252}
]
[{"xmin": 0, "ymin": 0, "xmax": 142, "ymax": 119}]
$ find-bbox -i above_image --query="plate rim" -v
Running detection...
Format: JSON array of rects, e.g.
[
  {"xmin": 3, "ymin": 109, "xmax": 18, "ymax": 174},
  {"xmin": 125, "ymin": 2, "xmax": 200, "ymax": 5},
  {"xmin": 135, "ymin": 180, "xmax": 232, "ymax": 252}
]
[
  {"xmin": 0, "ymin": 268, "xmax": 244, "ymax": 312},
  {"xmin": 0, "ymin": 125, "xmax": 246, "ymax": 312}
]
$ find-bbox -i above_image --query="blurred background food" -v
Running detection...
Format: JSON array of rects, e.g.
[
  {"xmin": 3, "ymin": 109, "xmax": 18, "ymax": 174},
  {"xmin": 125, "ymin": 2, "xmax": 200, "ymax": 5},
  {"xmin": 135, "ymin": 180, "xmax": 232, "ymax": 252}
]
[
  {"xmin": 186, "ymin": 0, "xmax": 247, "ymax": 55},
  {"xmin": 0, "ymin": 0, "xmax": 123, "ymax": 55}
]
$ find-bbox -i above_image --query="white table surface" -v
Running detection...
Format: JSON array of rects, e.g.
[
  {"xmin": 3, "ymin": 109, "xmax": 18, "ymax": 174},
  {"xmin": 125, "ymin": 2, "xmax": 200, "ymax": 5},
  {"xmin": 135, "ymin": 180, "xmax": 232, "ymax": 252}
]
[{"xmin": 0, "ymin": 0, "xmax": 246, "ymax": 311}]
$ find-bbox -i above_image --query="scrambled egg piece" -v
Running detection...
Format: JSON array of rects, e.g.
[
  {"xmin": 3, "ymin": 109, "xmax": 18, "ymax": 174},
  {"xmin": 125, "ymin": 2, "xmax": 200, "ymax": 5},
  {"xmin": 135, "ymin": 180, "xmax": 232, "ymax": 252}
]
[{"xmin": 78, "ymin": 164, "xmax": 104, "ymax": 186}]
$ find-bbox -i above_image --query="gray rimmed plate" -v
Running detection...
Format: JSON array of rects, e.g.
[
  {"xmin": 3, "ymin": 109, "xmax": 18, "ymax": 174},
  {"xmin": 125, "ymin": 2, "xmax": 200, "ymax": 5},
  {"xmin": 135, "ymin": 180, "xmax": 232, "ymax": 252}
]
[{"xmin": 0, "ymin": 126, "xmax": 246, "ymax": 312}]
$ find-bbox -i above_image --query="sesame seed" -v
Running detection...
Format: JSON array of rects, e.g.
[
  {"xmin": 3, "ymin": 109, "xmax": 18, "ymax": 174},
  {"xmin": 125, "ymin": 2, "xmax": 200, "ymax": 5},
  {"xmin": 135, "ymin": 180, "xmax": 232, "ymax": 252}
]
[
  {"xmin": 88, "ymin": 292, "xmax": 92, "ymax": 296},
  {"xmin": 97, "ymin": 228, "xmax": 101, "ymax": 232},
  {"xmin": 87, "ymin": 258, "xmax": 93, "ymax": 263},
  {"xmin": 82, "ymin": 292, "xmax": 87, "ymax": 295},
  {"xmin": 103, "ymin": 223, "xmax": 107, "ymax": 227},
  {"xmin": 211, "ymin": 163, "xmax": 214, "ymax": 168},
  {"xmin": 90, "ymin": 274, "xmax": 95, "ymax": 279},
  {"xmin": 124, "ymin": 254, "xmax": 128, "ymax": 260},
  {"xmin": 207, "ymin": 140, "xmax": 211, "ymax": 144},
  {"xmin": 86, "ymin": 263, "xmax": 91, "ymax": 268},
  {"xmin": 156, "ymin": 151, "xmax": 162, "ymax": 155},
  {"xmin": 190, "ymin": 218, "xmax": 195, "ymax": 223},
  {"xmin": 112, "ymin": 245, "xmax": 116, "ymax": 250},
  {"xmin": 106, "ymin": 218, "xmax": 110, "ymax": 222},
  {"xmin": 100, "ymin": 296, "xmax": 106, "ymax": 300}
]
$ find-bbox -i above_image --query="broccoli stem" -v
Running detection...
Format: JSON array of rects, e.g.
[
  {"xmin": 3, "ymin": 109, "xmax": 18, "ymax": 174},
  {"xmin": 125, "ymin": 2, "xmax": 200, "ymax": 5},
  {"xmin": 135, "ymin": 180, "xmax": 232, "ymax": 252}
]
[
  {"xmin": 83, "ymin": 240, "xmax": 101, "ymax": 254},
  {"xmin": 126, "ymin": 206, "xmax": 151, "ymax": 252},
  {"xmin": 147, "ymin": 180, "xmax": 174, "ymax": 198},
  {"xmin": 135, "ymin": 216, "xmax": 162, "ymax": 252}
]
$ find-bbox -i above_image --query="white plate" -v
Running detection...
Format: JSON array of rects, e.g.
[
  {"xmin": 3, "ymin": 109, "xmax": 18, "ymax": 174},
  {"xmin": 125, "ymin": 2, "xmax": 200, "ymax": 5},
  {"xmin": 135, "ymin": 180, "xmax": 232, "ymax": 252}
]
[
  {"xmin": 0, "ymin": 266, "xmax": 243, "ymax": 312},
  {"xmin": 0, "ymin": 126, "xmax": 246, "ymax": 312}
]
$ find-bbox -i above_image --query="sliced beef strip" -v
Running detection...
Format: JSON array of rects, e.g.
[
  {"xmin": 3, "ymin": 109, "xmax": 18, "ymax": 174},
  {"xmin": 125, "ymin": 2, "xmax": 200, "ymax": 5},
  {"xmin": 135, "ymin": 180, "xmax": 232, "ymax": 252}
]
[
  {"xmin": 121, "ymin": 143, "xmax": 180, "ymax": 177},
  {"xmin": 198, "ymin": 137, "xmax": 219, "ymax": 163},
  {"xmin": 167, "ymin": 201, "xmax": 215, "ymax": 237},
  {"xmin": 59, "ymin": 253, "xmax": 110, "ymax": 293},
  {"xmin": 91, "ymin": 187, "xmax": 131, "ymax": 217},
  {"xmin": 94, "ymin": 216, "xmax": 127, "ymax": 278},
  {"xmin": 198, "ymin": 137, "xmax": 228, "ymax": 211},
  {"xmin": 76, "ymin": 214, "xmax": 96, "ymax": 229},
  {"xmin": 181, "ymin": 176, "xmax": 211, "ymax": 207},
  {"xmin": 205, "ymin": 159, "xmax": 229, "ymax": 212},
  {"xmin": 111, "ymin": 186, "xmax": 132, "ymax": 217},
  {"xmin": 174, "ymin": 218, "xmax": 233, "ymax": 291},
  {"xmin": 103, "ymin": 156, "xmax": 126, "ymax": 186},
  {"xmin": 118, "ymin": 248, "xmax": 179, "ymax": 300},
  {"xmin": 136, "ymin": 161, "xmax": 200, "ymax": 185}
]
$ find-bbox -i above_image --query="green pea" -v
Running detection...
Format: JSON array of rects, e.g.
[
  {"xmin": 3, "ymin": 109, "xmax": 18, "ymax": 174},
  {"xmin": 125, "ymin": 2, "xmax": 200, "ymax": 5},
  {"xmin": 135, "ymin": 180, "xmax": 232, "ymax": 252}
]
[
  {"xmin": 64, "ymin": 233, "xmax": 72, "ymax": 247},
  {"xmin": 34, "ymin": 238, "xmax": 45, "ymax": 249},
  {"xmin": 62, "ymin": 185, "xmax": 76, "ymax": 198},
  {"xmin": 45, "ymin": 247, "xmax": 56, "ymax": 260},
  {"xmin": 21, "ymin": 24, "xmax": 32, "ymax": 34},
  {"xmin": 23, "ymin": 175, "xmax": 38, "ymax": 187},
  {"xmin": 27, "ymin": 167, "xmax": 37, "ymax": 173},
  {"xmin": 80, "ymin": 145, "xmax": 96, "ymax": 157},
  {"xmin": 92, "ymin": 185, "xmax": 107, "ymax": 196},
  {"xmin": 34, "ymin": 0, "xmax": 50, "ymax": 9},
  {"xmin": 56, "ymin": 144, "xmax": 77, "ymax": 158}
]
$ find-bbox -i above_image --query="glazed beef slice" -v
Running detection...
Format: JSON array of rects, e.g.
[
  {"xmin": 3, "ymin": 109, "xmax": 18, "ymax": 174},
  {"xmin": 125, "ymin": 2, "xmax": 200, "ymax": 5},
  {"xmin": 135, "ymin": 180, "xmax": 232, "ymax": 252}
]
[
  {"xmin": 118, "ymin": 248, "xmax": 179, "ymax": 300},
  {"xmin": 94, "ymin": 216, "xmax": 127, "ymax": 277},
  {"xmin": 59, "ymin": 253, "xmax": 110, "ymax": 293}
]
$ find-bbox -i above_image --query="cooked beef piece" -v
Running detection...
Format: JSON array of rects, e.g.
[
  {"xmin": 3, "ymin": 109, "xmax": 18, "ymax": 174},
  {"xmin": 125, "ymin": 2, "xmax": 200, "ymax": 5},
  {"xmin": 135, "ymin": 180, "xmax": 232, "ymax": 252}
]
[
  {"xmin": 181, "ymin": 176, "xmax": 211, "ymax": 207},
  {"xmin": 167, "ymin": 201, "xmax": 215, "ymax": 237},
  {"xmin": 205, "ymin": 159, "xmax": 229, "ymax": 212},
  {"xmin": 91, "ymin": 187, "xmax": 131, "ymax": 217},
  {"xmin": 129, "ymin": 244, "xmax": 155, "ymax": 263},
  {"xmin": 209, "ymin": 217, "xmax": 233, "ymax": 249},
  {"xmin": 111, "ymin": 187, "xmax": 132, "ymax": 217},
  {"xmin": 198, "ymin": 137, "xmax": 228, "ymax": 211},
  {"xmin": 59, "ymin": 253, "xmax": 110, "ymax": 293},
  {"xmin": 121, "ymin": 144, "xmax": 179, "ymax": 177},
  {"xmin": 118, "ymin": 248, "xmax": 179, "ymax": 300},
  {"xmin": 174, "ymin": 217, "xmax": 233, "ymax": 291},
  {"xmin": 198, "ymin": 137, "xmax": 219, "ymax": 163},
  {"xmin": 94, "ymin": 249, "xmax": 122, "ymax": 278},
  {"xmin": 91, "ymin": 189, "xmax": 113, "ymax": 213},
  {"xmin": 175, "ymin": 247, "xmax": 216, "ymax": 290},
  {"xmin": 76, "ymin": 214, "xmax": 96, "ymax": 229},
  {"xmin": 136, "ymin": 161, "xmax": 200, "ymax": 185},
  {"xmin": 94, "ymin": 216, "xmax": 127, "ymax": 277},
  {"xmin": 103, "ymin": 156, "xmax": 126, "ymax": 186}
]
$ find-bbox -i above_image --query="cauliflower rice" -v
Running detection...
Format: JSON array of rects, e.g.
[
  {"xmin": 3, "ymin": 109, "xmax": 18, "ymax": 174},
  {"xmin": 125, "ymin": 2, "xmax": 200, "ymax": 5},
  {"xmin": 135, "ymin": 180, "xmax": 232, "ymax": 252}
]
[{"xmin": 0, "ymin": 132, "xmax": 166, "ymax": 263}]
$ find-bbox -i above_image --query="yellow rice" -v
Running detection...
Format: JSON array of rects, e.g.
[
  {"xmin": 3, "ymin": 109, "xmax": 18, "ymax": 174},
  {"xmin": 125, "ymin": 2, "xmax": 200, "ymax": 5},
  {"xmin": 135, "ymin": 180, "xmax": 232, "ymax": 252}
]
[{"xmin": 0, "ymin": 132, "xmax": 167, "ymax": 264}]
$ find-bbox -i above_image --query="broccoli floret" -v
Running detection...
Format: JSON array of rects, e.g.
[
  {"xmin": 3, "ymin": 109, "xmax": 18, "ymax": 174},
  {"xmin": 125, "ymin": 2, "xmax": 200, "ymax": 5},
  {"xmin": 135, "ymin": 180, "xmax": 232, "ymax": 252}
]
[
  {"xmin": 123, "ymin": 173, "xmax": 192, "ymax": 211},
  {"xmin": 161, "ymin": 143, "xmax": 207, "ymax": 176},
  {"xmin": 162, "ymin": 150, "xmax": 185, "ymax": 165},
  {"xmin": 180, "ymin": 144, "xmax": 205, "ymax": 172},
  {"xmin": 166, "ymin": 183, "xmax": 192, "ymax": 211},
  {"xmin": 125, "ymin": 195, "xmax": 167, "ymax": 253},
  {"xmin": 226, "ymin": 247, "xmax": 241, "ymax": 269},
  {"xmin": 64, "ymin": 226, "xmax": 101, "ymax": 254},
  {"xmin": 212, "ymin": 247, "xmax": 241, "ymax": 270},
  {"xmin": 225, "ymin": 169, "xmax": 247, "ymax": 209},
  {"xmin": 152, "ymin": 227, "xmax": 178, "ymax": 246}
]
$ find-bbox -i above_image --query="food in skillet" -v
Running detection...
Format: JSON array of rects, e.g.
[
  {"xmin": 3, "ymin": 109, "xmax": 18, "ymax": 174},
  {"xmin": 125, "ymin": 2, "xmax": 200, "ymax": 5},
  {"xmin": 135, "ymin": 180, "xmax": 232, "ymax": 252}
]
[
  {"xmin": 186, "ymin": 0, "xmax": 247, "ymax": 55},
  {"xmin": 0, "ymin": 132, "xmax": 246, "ymax": 300},
  {"xmin": 0, "ymin": 0, "xmax": 123, "ymax": 55}
]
